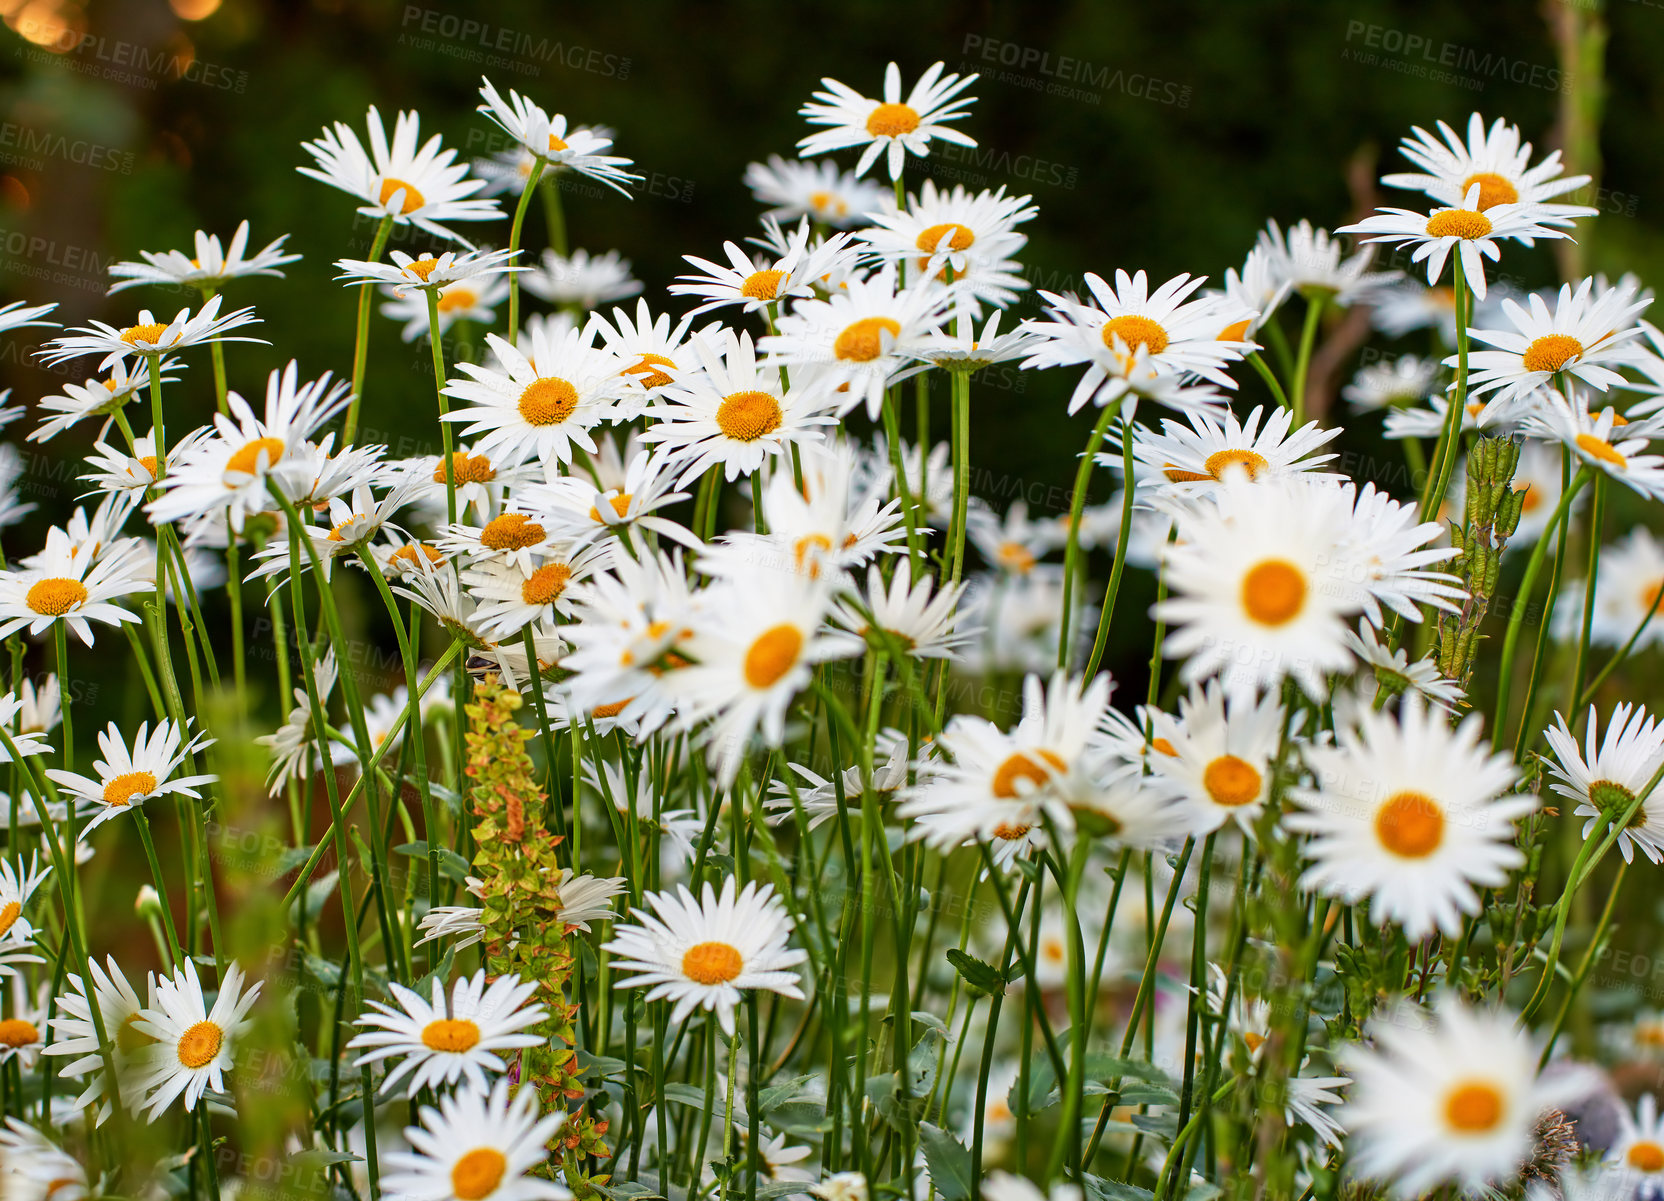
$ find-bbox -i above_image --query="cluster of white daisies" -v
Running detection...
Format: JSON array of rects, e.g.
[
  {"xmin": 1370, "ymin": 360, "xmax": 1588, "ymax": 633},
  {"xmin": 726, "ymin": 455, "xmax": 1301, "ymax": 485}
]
[{"xmin": 0, "ymin": 54, "xmax": 1657, "ymax": 1201}]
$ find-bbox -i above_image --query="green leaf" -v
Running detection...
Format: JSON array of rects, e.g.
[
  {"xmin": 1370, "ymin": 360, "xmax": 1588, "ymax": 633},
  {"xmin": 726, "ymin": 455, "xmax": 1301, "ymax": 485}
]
[
  {"xmin": 946, "ymin": 948, "xmax": 1006, "ymax": 998},
  {"xmin": 918, "ymin": 1123, "xmax": 973, "ymax": 1201},
  {"xmin": 1080, "ymin": 1177, "xmax": 1155, "ymax": 1201}
]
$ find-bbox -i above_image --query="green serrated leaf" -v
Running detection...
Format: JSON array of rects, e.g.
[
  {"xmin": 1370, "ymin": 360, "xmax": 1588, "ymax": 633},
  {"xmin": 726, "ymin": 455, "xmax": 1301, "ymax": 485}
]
[
  {"xmin": 918, "ymin": 1123, "xmax": 973, "ymax": 1201},
  {"xmin": 945, "ymin": 948, "xmax": 1006, "ymax": 997}
]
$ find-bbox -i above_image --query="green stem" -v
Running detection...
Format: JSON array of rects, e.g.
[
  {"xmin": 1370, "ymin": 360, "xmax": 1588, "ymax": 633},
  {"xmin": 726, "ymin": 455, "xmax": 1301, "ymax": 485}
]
[
  {"xmin": 506, "ymin": 159, "xmax": 546, "ymax": 346},
  {"xmin": 1058, "ymin": 400, "xmax": 1121, "ymax": 669},
  {"xmin": 1290, "ymin": 295, "xmax": 1325, "ymax": 426}
]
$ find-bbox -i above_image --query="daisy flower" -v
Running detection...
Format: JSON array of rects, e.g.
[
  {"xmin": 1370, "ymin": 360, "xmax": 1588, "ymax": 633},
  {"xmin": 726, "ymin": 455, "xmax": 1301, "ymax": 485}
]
[
  {"xmin": 0, "ymin": 1120, "xmax": 86, "ymax": 1201},
  {"xmin": 1288, "ymin": 695, "xmax": 1529, "ymax": 940},
  {"xmin": 256, "ymin": 651, "xmax": 354, "ymax": 796},
  {"xmin": 1381, "ymin": 390, "xmax": 1519, "ymax": 441},
  {"xmin": 588, "ymin": 299, "xmax": 706, "ymax": 416},
  {"xmin": 1382, "ymin": 113, "xmax": 1598, "ymax": 223},
  {"xmin": 382, "ymin": 273, "xmax": 509, "ymax": 342},
  {"xmin": 744, "ymin": 154, "xmax": 883, "ymax": 227},
  {"xmin": 1118, "ymin": 404, "xmax": 1342, "ymax": 492},
  {"xmin": 0, "ymin": 980, "xmax": 48, "ymax": 1068},
  {"xmin": 798, "ymin": 61, "xmax": 978, "ymax": 181},
  {"xmin": 760, "ymin": 263, "xmax": 947, "ymax": 419},
  {"xmin": 1212, "ymin": 242, "xmax": 1292, "ymax": 337},
  {"xmin": 298, "ymin": 106, "xmax": 501, "ymax": 243},
  {"xmin": 859, "ymin": 181, "xmax": 1035, "ymax": 311},
  {"xmin": 1554, "ymin": 527, "xmax": 1664, "ymax": 650},
  {"xmin": 348, "ymin": 969, "xmax": 547, "ymax": 1098},
  {"xmin": 128, "ymin": 959, "xmax": 261, "ymax": 1117},
  {"xmin": 644, "ymin": 328, "xmax": 837, "ymax": 484},
  {"xmin": 1343, "ymin": 355, "xmax": 1439, "ymax": 411},
  {"xmin": 1344, "ymin": 620, "xmax": 1465, "ymax": 711},
  {"xmin": 522, "ymin": 445, "xmax": 698, "ymax": 550},
  {"xmin": 1339, "ymin": 184, "xmax": 1575, "ymax": 301},
  {"xmin": 1524, "ymin": 386, "xmax": 1664, "ymax": 501},
  {"xmin": 477, "ymin": 76, "xmax": 641, "ymax": 196},
  {"xmin": 15, "ymin": 675, "xmax": 59, "ymax": 739},
  {"xmin": 145, "ymin": 362, "xmax": 353, "ymax": 536},
  {"xmin": 394, "ymin": 444, "xmax": 537, "ymax": 527},
  {"xmin": 765, "ymin": 734, "xmax": 912, "ymax": 830},
  {"xmin": 443, "ymin": 325, "xmax": 633, "ymax": 470},
  {"xmin": 669, "ymin": 568, "xmax": 857, "ymax": 785},
  {"xmin": 460, "ymin": 541, "xmax": 607, "ymax": 640},
  {"xmin": 1339, "ymin": 993, "xmax": 1592, "ymax": 1198},
  {"xmin": 1019, "ymin": 270, "xmax": 1250, "ymax": 415},
  {"xmin": 1144, "ymin": 682, "xmax": 1294, "ymax": 837},
  {"xmin": 0, "ymin": 529, "xmax": 151, "ymax": 647},
  {"xmin": 908, "ymin": 309, "xmax": 1040, "ymax": 374},
  {"xmin": 45, "ymin": 720, "xmax": 217, "ymax": 835},
  {"xmin": 38, "ymin": 294, "xmax": 264, "ymax": 371},
  {"xmin": 1544, "ymin": 704, "xmax": 1664, "ymax": 864},
  {"xmin": 1155, "ymin": 475, "xmax": 1360, "ymax": 698},
  {"xmin": 1609, "ymin": 1094, "xmax": 1664, "ymax": 1188},
  {"xmin": 335, "ymin": 247, "xmax": 523, "ymax": 293},
  {"xmin": 671, "ymin": 220, "xmax": 859, "ymax": 319},
  {"xmin": 519, "ymin": 248, "xmax": 642, "ymax": 309},
  {"xmin": 830, "ymin": 562, "xmax": 973, "ymax": 660},
  {"xmin": 1464, "ymin": 278, "xmax": 1650, "ymax": 405},
  {"xmin": 0, "ymin": 855, "xmax": 50, "ymax": 948},
  {"xmin": 602, "ymin": 877, "xmax": 807, "ymax": 1036},
  {"xmin": 382, "ymin": 1077, "xmax": 570, "ymax": 1201},
  {"xmin": 1259, "ymin": 218, "xmax": 1398, "ymax": 305},
  {"xmin": 107, "ymin": 220, "xmax": 300, "ymax": 293},
  {"xmin": 80, "ymin": 434, "xmax": 174, "ymax": 496}
]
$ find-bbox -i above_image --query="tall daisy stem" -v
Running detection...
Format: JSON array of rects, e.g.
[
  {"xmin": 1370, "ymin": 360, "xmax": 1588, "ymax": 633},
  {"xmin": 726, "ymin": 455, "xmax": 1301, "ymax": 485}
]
[
  {"xmin": 1058, "ymin": 399, "xmax": 1122, "ymax": 669},
  {"xmin": 344, "ymin": 214, "xmax": 395, "ymax": 446},
  {"xmin": 1290, "ymin": 295, "xmax": 1325, "ymax": 426},
  {"xmin": 506, "ymin": 160, "xmax": 546, "ymax": 348}
]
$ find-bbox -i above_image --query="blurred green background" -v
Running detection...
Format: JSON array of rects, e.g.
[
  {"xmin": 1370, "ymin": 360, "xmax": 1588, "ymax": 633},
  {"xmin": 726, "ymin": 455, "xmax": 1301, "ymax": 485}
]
[{"xmin": 0, "ymin": 0, "xmax": 1657, "ymax": 719}]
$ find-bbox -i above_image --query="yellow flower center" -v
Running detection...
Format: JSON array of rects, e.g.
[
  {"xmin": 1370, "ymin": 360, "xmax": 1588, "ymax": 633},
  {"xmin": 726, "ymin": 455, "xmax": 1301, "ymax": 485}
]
[
  {"xmin": 326, "ymin": 516, "xmax": 366, "ymax": 542},
  {"xmin": 1244, "ymin": 1031, "xmax": 1266, "ymax": 1053},
  {"xmin": 794, "ymin": 533, "xmax": 834, "ymax": 577},
  {"xmin": 119, "ymin": 322, "xmax": 169, "ymax": 347},
  {"xmin": 391, "ymin": 543, "xmax": 444, "ymax": 569},
  {"xmin": 479, "ymin": 513, "xmax": 546, "ymax": 551},
  {"xmin": 450, "ymin": 1148, "xmax": 508, "ymax": 1201},
  {"xmin": 915, "ymin": 222, "xmax": 976, "ymax": 254},
  {"xmin": 834, "ymin": 316, "xmax": 901, "ymax": 362},
  {"xmin": 716, "ymin": 390, "xmax": 783, "ymax": 442},
  {"xmin": 1442, "ymin": 1080, "xmax": 1504, "ymax": 1133},
  {"xmin": 1424, "ymin": 209, "xmax": 1493, "ymax": 239},
  {"xmin": 1218, "ymin": 319, "xmax": 1251, "ymax": 342},
  {"xmin": 521, "ymin": 563, "xmax": 573, "ymax": 606},
  {"xmin": 1240, "ymin": 560, "xmax": 1306, "ymax": 626},
  {"xmin": 1150, "ymin": 738, "xmax": 1178, "ymax": 757},
  {"xmin": 0, "ymin": 1019, "xmax": 37, "ymax": 1048},
  {"xmin": 434, "ymin": 451, "xmax": 496, "ymax": 485},
  {"xmin": 997, "ymin": 542, "xmax": 1036, "ymax": 573},
  {"xmin": 865, "ymin": 103, "xmax": 921, "ymax": 137},
  {"xmin": 226, "ymin": 436, "xmax": 285, "ymax": 478},
  {"xmin": 744, "ymin": 624, "xmax": 803, "ymax": 689},
  {"xmin": 176, "ymin": 1020, "xmax": 223, "ymax": 1069},
  {"xmin": 1100, "ymin": 315, "xmax": 1169, "ymax": 355},
  {"xmin": 0, "ymin": 903, "xmax": 19, "ymax": 939},
  {"xmin": 1575, "ymin": 432, "xmax": 1627, "ymax": 468},
  {"xmin": 1202, "ymin": 756, "xmax": 1261, "ymax": 807},
  {"xmin": 624, "ymin": 352, "xmax": 678, "ymax": 389},
  {"xmin": 992, "ymin": 822, "xmax": 1032, "ymax": 840},
  {"xmin": 102, "ymin": 770, "xmax": 158, "ymax": 807},
  {"xmin": 1204, "ymin": 449, "xmax": 1270, "ymax": 481},
  {"xmin": 420, "ymin": 1017, "xmax": 481, "ymax": 1052},
  {"xmin": 1461, "ymin": 172, "xmax": 1519, "ymax": 210},
  {"xmin": 137, "ymin": 455, "xmax": 160, "ymax": 478},
  {"xmin": 588, "ymin": 494, "xmax": 634, "ymax": 524},
  {"xmin": 116, "ymin": 1012, "xmax": 153, "ymax": 1055},
  {"xmin": 809, "ymin": 189, "xmax": 844, "ymax": 218},
  {"xmin": 1517, "ymin": 484, "xmax": 1541, "ymax": 513},
  {"xmin": 1630, "ymin": 1142, "xmax": 1664, "ymax": 1172},
  {"xmin": 1521, "ymin": 334, "xmax": 1584, "ymax": 374},
  {"xmin": 405, "ymin": 255, "xmax": 441, "ymax": 281},
  {"xmin": 741, "ymin": 269, "xmax": 786, "ymax": 301},
  {"xmin": 26, "ymin": 579, "xmax": 87, "ymax": 617},
  {"xmin": 682, "ymin": 940, "xmax": 744, "ymax": 985},
  {"xmin": 991, "ymin": 749, "xmax": 1067, "ymax": 799},
  {"xmin": 592, "ymin": 698, "xmax": 631, "ymax": 719},
  {"xmin": 518, "ymin": 377, "xmax": 579, "ymax": 426},
  {"xmin": 1374, "ymin": 791, "xmax": 1445, "ymax": 858},
  {"xmin": 378, "ymin": 177, "xmax": 426, "ymax": 214},
  {"xmin": 436, "ymin": 287, "xmax": 477, "ymax": 313},
  {"xmin": 548, "ymin": 133, "xmax": 569, "ymax": 153}
]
